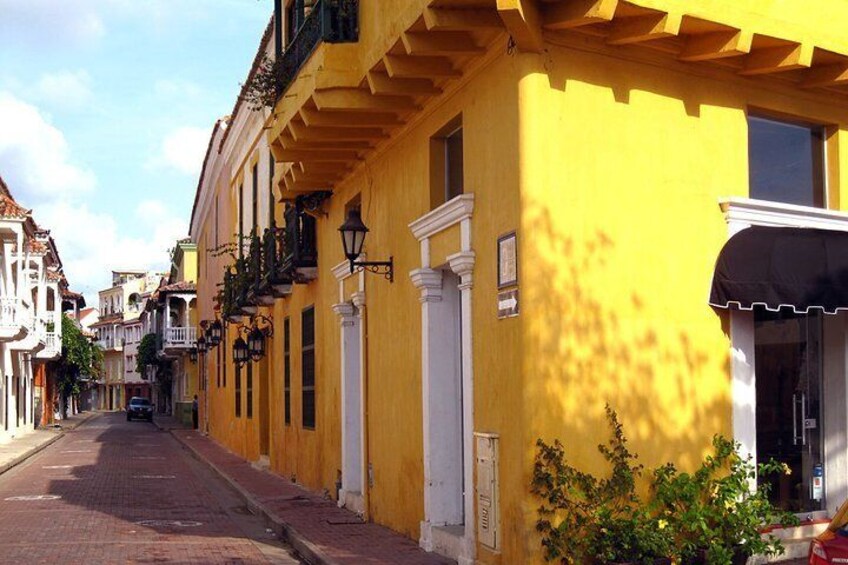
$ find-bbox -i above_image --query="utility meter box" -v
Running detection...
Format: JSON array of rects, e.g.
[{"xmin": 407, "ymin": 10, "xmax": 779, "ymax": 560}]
[{"xmin": 475, "ymin": 432, "xmax": 499, "ymax": 552}]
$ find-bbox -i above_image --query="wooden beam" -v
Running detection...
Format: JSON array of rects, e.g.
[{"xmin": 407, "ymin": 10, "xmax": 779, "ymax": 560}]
[
  {"xmin": 678, "ymin": 30, "xmax": 753, "ymax": 62},
  {"xmin": 739, "ymin": 43, "xmax": 813, "ymax": 75},
  {"xmin": 496, "ymin": 0, "xmax": 543, "ymax": 53},
  {"xmin": 543, "ymin": 0, "xmax": 618, "ymax": 31},
  {"xmin": 366, "ymin": 72, "xmax": 441, "ymax": 97},
  {"xmin": 402, "ymin": 31, "xmax": 484, "ymax": 56},
  {"xmin": 383, "ymin": 55, "xmax": 461, "ymax": 79},
  {"xmin": 606, "ymin": 12, "xmax": 682, "ymax": 45},
  {"xmin": 299, "ymin": 161, "xmax": 352, "ymax": 175},
  {"xmin": 284, "ymin": 177, "xmax": 337, "ymax": 191},
  {"xmin": 423, "ymin": 8, "xmax": 503, "ymax": 31},
  {"xmin": 288, "ymin": 123, "xmax": 387, "ymax": 142},
  {"xmin": 279, "ymin": 135, "xmax": 373, "ymax": 151},
  {"xmin": 274, "ymin": 149, "xmax": 361, "ymax": 162},
  {"xmin": 290, "ymin": 167, "xmax": 343, "ymax": 184},
  {"xmin": 800, "ymin": 63, "xmax": 848, "ymax": 88},
  {"xmin": 299, "ymin": 108, "xmax": 404, "ymax": 128},
  {"xmin": 312, "ymin": 88, "xmax": 419, "ymax": 113}
]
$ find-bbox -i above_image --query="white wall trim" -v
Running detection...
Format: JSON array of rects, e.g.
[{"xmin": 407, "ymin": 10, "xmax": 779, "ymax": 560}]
[
  {"xmin": 720, "ymin": 197, "xmax": 848, "ymax": 234},
  {"xmin": 410, "ymin": 198, "xmax": 476, "ymax": 565},
  {"xmin": 409, "ymin": 195, "xmax": 475, "ymax": 242}
]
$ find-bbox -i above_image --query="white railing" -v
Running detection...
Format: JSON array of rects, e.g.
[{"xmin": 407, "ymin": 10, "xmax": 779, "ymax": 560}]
[
  {"xmin": 45, "ymin": 312, "xmax": 56, "ymax": 326},
  {"xmin": 164, "ymin": 326, "xmax": 197, "ymax": 348},
  {"xmin": 0, "ymin": 297, "xmax": 21, "ymax": 327},
  {"xmin": 44, "ymin": 332, "xmax": 59, "ymax": 355}
]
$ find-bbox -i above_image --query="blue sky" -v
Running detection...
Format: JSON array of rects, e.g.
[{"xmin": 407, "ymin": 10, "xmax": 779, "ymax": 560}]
[{"xmin": 0, "ymin": 0, "xmax": 270, "ymax": 303}]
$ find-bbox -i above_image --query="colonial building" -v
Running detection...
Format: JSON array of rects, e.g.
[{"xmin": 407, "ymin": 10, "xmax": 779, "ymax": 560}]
[
  {"xmin": 92, "ymin": 270, "xmax": 159, "ymax": 410},
  {"xmin": 189, "ymin": 1, "xmax": 848, "ymax": 562},
  {"xmin": 0, "ymin": 176, "xmax": 78, "ymax": 441},
  {"xmin": 138, "ymin": 239, "xmax": 198, "ymax": 423}
]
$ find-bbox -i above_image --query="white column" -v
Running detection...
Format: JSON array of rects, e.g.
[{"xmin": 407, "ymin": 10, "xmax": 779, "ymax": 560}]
[{"xmin": 333, "ymin": 301, "xmax": 363, "ymax": 511}]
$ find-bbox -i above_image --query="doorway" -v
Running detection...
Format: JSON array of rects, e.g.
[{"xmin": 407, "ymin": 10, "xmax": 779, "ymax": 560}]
[{"xmin": 755, "ymin": 309, "xmax": 824, "ymax": 513}]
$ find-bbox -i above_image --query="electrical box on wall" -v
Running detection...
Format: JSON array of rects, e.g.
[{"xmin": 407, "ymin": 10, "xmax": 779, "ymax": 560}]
[{"xmin": 475, "ymin": 432, "xmax": 499, "ymax": 552}]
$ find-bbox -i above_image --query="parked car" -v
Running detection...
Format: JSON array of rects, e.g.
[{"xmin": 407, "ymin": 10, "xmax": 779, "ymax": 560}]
[
  {"xmin": 126, "ymin": 397, "xmax": 153, "ymax": 422},
  {"xmin": 810, "ymin": 500, "xmax": 848, "ymax": 564}
]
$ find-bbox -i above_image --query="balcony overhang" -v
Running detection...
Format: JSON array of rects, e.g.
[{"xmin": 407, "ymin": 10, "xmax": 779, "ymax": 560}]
[{"xmin": 266, "ymin": 0, "xmax": 848, "ymax": 198}]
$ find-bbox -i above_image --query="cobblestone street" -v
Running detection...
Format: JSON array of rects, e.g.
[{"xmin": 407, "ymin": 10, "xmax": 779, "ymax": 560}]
[{"xmin": 0, "ymin": 413, "xmax": 302, "ymax": 564}]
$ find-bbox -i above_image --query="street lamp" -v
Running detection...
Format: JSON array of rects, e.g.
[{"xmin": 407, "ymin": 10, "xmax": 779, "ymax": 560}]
[
  {"xmin": 189, "ymin": 347, "xmax": 198, "ymax": 363},
  {"xmin": 197, "ymin": 335, "xmax": 207, "ymax": 355},
  {"xmin": 338, "ymin": 209, "xmax": 393, "ymax": 282},
  {"xmin": 246, "ymin": 315, "xmax": 274, "ymax": 362}
]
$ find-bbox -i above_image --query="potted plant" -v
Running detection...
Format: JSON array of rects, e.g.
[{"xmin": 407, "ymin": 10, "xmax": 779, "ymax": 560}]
[
  {"xmin": 651, "ymin": 436, "xmax": 798, "ymax": 565},
  {"xmin": 531, "ymin": 405, "xmax": 673, "ymax": 564}
]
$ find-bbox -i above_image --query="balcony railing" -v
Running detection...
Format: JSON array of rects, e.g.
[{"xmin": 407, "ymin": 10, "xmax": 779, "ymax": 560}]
[
  {"xmin": 164, "ymin": 326, "xmax": 197, "ymax": 349},
  {"xmin": 275, "ymin": 0, "xmax": 359, "ymax": 102},
  {"xmin": 44, "ymin": 332, "xmax": 59, "ymax": 355},
  {"xmin": 0, "ymin": 297, "xmax": 22, "ymax": 329}
]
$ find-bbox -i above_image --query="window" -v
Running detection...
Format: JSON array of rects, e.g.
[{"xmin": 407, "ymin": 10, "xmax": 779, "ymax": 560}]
[
  {"xmin": 301, "ymin": 307, "xmax": 315, "ymax": 429},
  {"xmin": 748, "ymin": 114, "xmax": 825, "ymax": 208},
  {"xmin": 284, "ymin": 317, "xmax": 291, "ymax": 425},
  {"xmin": 217, "ymin": 337, "xmax": 222, "ymax": 388},
  {"xmin": 269, "ymin": 150, "xmax": 275, "ymax": 227},
  {"xmin": 430, "ymin": 116, "xmax": 464, "ymax": 208},
  {"xmin": 235, "ymin": 364, "xmax": 242, "ymax": 418},
  {"xmin": 246, "ymin": 361, "xmax": 254, "ymax": 419},
  {"xmin": 238, "ymin": 182, "xmax": 245, "ymax": 246},
  {"xmin": 252, "ymin": 162, "xmax": 259, "ymax": 234}
]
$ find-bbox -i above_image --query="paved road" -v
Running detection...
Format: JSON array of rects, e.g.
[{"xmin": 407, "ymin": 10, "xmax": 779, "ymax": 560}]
[{"xmin": 0, "ymin": 412, "xmax": 303, "ymax": 564}]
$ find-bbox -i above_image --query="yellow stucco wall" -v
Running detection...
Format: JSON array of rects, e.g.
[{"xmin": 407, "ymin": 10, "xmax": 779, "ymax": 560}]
[
  {"xmin": 513, "ymin": 33, "xmax": 848, "ymax": 564},
  {"xmin": 194, "ymin": 1, "xmax": 848, "ymax": 563}
]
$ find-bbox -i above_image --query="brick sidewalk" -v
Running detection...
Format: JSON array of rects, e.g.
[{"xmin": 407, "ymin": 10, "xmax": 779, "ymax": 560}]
[{"xmin": 169, "ymin": 428, "xmax": 455, "ymax": 565}]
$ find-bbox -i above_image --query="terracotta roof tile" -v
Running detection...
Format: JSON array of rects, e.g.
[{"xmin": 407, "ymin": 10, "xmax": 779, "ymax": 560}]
[{"xmin": 0, "ymin": 194, "xmax": 29, "ymax": 220}]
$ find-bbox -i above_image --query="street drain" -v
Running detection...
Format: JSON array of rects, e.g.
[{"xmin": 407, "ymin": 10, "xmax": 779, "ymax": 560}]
[
  {"xmin": 4, "ymin": 494, "xmax": 62, "ymax": 501},
  {"xmin": 135, "ymin": 519, "xmax": 202, "ymax": 528},
  {"xmin": 132, "ymin": 475, "xmax": 176, "ymax": 479}
]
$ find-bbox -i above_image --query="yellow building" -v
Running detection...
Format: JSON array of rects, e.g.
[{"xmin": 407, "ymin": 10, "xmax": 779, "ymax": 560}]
[{"xmin": 190, "ymin": 1, "xmax": 848, "ymax": 562}]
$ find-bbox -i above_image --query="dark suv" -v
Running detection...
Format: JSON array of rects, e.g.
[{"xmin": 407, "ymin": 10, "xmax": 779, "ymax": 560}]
[{"xmin": 126, "ymin": 397, "xmax": 153, "ymax": 422}]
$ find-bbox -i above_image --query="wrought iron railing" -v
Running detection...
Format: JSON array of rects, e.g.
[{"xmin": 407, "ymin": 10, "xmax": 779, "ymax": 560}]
[
  {"xmin": 281, "ymin": 202, "xmax": 318, "ymax": 273},
  {"xmin": 276, "ymin": 0, "xmax": 359, "ymax": 101}
]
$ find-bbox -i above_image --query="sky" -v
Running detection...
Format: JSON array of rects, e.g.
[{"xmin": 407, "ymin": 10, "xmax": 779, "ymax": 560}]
[{"xmin": 0, "ymin": 0, "xmax": 270, "ymax": 305}]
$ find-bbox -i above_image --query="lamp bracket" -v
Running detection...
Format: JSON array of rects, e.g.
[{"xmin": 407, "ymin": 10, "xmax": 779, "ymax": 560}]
[{"xmin": 351, "ymin": 257, "xmax": 393, "ymax": 282}]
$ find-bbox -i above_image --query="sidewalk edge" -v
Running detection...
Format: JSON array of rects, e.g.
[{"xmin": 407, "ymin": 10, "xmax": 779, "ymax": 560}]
[
  {"xmin": 170, "ymin": 430, "xmax": 343, "ymax": 565},
  {"xmin": 0, "ymin": 411, "xmax": 99, "ymax": 477}
]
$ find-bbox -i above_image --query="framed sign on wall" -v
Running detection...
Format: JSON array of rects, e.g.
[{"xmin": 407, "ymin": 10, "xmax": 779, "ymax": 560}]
[{"xmin": 497, "ymin": 231, "xmax": 517, "ymax": 289}]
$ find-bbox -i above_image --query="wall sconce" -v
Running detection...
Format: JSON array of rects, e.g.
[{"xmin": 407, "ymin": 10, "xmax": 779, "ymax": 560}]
[
  {"xmin": 232, "ymin": 315, "xmax": 273, "ymax": 367},
  {"xmin": 189, "ymin": 347, "xmax": 198, "ymax": 364},
  {"xmin": 338, "ymin": 209, "xmax": 393, "ymax": 282},
  {"xmin": 205, "ymin": 318, "xmax": 223, "ymax": 348},
  {"xmin": 196, "ymin": 335, "xmax": 207, "ymax": 356}
]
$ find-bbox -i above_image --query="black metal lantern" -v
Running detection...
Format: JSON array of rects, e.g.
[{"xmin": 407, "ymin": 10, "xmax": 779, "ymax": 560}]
[
  {"xmin": 189, "ymin": 347, "xmax": 198, "ymax": 363},
  {"xmin": 233, "ymin": 336, "xmax": 249, "ymax": 367},
  {"xmin": 247, "ymin": 325, "xmax": 265, "ymax": 362},
  {"xmin": 339, "ymin": 208, "xmax": 368, "ymax": 263},
  {"xmin": 197, "ymin": 335, "xmax": 208, "ymax": 354},
  {"xmin": 207, "ymin": 319, "xmax": 223, "ymax": 347},
  {"xmin": 338, "ymin": 209, "xmax": 393, "ymax": 281}
]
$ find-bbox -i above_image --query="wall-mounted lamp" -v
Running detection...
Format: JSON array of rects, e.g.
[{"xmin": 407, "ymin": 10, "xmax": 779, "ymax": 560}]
[
  {"xmin": 189, "ymin": 347, "xmax": 198, "ymax": 364},
  {"xmin": 206, "ymin": 318, "xmax": 223, "ymax": 348},
  {"xmin": 197, "ymin": 335, "xmax": 207, "ymax": 356},
  {"xmin": 338, "ymin": 209, "xmax": 393, "ymax": 282},
  {"xmin": 232, "ymin": 315, "xmax": 274, "ymax": 367}
]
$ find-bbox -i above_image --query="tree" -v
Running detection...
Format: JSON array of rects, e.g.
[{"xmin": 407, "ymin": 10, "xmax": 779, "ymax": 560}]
[{"xmin": 57, "ymin": 314, "xmax": 102, "ymax": 417}]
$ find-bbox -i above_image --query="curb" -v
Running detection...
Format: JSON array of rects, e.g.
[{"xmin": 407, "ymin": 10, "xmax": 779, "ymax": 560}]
[
  {"xmin": 0, "ymin": 411, "xmax": 98, "ymax": 476},
  {"xmin": 168, "ymin": 430, "xmax": 341, "ymax": 565}
]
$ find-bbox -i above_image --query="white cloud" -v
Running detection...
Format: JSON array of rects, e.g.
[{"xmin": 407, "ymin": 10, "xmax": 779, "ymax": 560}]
[
  {"xmin": 0, "ymin": 92, "xmax": 186, "ymax": 303},
  {"xmin": 148, "ymin": 126, "xmax": 210, "ymax": 176},
  {"xmin": 0, "ymin": 1, "xmax": 105, "ymax": 47},
  {"xmin": 35, "ymin": 70, "xmax": 93, "ymax": 110},
  {"xmin": 0, "ymin": 92, "xmax": 96, "ymax": 204}
]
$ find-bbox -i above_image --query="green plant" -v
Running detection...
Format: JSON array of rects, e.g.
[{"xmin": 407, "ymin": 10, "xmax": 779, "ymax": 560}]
[
  {"xmin": 651, "ymin": 436, "xmax": 799, "ymax": 564},
  {"xmin": 136, "ymin": 333, "xmax": 158, "ymax": 375},
  {"xmin": 57, "ymin": 314, "xmax": 102, "ymax": 417},
  {"xmin": 531, "ymin": 405, "xmax": 671, "ymax": 564}
]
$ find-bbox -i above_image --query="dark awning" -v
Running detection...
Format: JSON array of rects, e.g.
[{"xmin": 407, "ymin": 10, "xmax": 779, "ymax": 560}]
[{"xmin": 710, "ymin": 225, "xmax": 848, "ymax": 314}]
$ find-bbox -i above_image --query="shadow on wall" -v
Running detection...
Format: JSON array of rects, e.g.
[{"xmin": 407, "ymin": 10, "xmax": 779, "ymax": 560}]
[{"xmin": 519, "ymin": 204, "xmax": 735, "ymax": 552}]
